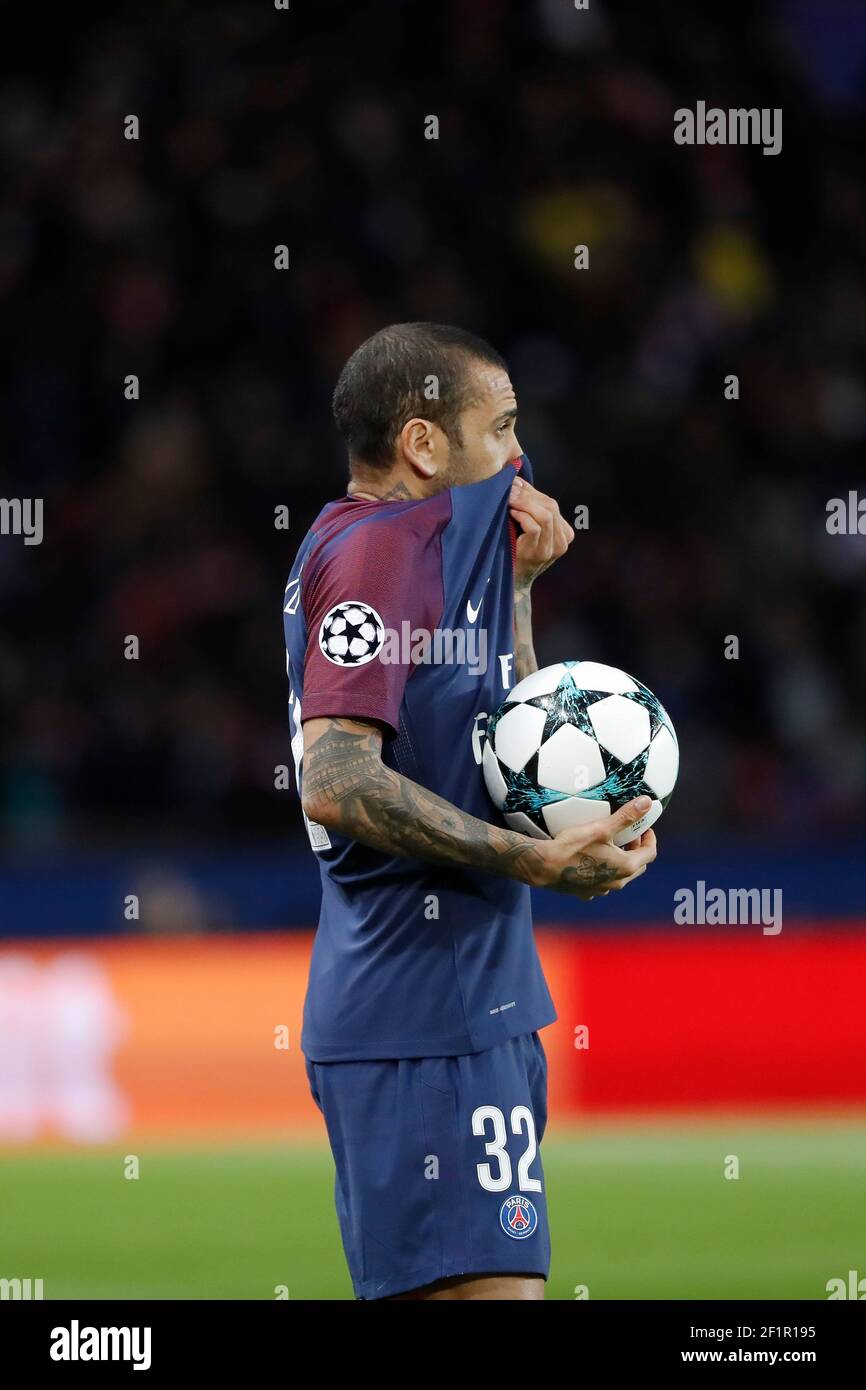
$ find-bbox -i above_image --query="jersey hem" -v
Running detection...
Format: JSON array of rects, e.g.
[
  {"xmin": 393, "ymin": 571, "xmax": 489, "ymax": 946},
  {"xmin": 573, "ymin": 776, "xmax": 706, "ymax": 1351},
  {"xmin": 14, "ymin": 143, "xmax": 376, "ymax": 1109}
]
[{"xmin": 301, "ymin": 1008, "xmax": 557, "ymax": 1062}]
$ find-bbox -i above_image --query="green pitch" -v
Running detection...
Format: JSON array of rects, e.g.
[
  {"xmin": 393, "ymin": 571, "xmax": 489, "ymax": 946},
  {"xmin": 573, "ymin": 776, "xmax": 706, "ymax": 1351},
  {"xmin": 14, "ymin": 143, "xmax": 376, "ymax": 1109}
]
[{"xmin": 2, "ymin": 1119, "xmax": 864, "ymax": 1300}]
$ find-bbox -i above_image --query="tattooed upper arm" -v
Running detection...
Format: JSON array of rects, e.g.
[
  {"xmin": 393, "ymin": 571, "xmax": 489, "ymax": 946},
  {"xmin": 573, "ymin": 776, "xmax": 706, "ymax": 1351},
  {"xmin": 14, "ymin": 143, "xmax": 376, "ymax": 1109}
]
[
  {"xmin": 297, "ymin": 713, "xmax": 549, "ymax": 887},
  {"xmin": 300, "ymin": 716, "xmax": 387, "ymax": 823}
]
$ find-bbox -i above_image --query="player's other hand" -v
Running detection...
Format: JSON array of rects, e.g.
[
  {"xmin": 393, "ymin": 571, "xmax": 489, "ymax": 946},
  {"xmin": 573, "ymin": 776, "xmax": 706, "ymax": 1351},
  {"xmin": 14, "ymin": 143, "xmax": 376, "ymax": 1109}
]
[
  {"xmin": 530, "ymin": 797, "xmax": 658, "ymax": 900},
  {"xmin": 509, "ymin": 477, "xmax": 574, "ymax": 592}
]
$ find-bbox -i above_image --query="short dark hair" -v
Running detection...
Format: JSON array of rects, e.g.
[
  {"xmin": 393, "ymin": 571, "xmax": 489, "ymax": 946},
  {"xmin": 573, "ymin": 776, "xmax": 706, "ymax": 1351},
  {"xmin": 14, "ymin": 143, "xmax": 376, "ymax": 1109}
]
[{"xmin": 332, "ymin": 321, "xmax": 508, "ymax": 469}]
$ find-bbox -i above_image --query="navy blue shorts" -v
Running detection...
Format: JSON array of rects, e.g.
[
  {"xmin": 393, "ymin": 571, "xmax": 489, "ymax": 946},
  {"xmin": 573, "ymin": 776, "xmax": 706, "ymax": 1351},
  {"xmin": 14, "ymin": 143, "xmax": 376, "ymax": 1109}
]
[{"xmin": 304, "ymin": 1030, "xmax": 551, "ymax": 1300}]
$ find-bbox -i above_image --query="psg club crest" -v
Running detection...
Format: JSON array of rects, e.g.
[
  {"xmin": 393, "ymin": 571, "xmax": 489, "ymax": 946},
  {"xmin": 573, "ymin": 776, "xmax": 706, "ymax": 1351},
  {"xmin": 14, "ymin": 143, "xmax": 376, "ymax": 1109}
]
[
  {"xmin": 319, "ymin": 601, "xmax": 385, "ymax": 667},
  {"xmin": 499, "ymin": 1195, "xmax": 538, "ymax": 1239}
]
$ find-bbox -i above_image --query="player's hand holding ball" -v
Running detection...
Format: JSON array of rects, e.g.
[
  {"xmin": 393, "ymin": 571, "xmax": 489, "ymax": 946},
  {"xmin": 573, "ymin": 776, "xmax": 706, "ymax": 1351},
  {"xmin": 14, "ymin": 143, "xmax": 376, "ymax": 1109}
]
[{"xmin": 531, "ymin": 800, "xmax": 657, "ymax": 900}]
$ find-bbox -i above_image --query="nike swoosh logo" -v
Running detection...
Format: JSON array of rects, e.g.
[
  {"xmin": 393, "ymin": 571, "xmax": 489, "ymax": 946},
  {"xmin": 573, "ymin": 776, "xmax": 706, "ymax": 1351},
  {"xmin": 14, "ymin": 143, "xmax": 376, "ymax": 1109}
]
[{"xmin": 466, "ymin": 579, "xmax": 490, "ymax": 623}]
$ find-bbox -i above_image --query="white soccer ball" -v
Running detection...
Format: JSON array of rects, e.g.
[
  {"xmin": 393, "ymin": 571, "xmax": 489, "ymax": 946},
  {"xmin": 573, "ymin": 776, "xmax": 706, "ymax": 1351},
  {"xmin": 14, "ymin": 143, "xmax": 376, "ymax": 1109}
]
[{"xmin": 482, "ymin": 661, "xmax": 678, "ymax": 847}]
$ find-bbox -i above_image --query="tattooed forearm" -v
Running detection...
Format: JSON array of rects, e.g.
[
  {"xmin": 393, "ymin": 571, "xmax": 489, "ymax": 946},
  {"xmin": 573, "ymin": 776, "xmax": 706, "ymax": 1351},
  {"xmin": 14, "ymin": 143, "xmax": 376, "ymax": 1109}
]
[
  {"xmin": 301, "ymin": 718, "xmax": 548, "ymax": 887},
  {"xmin": 513, "ymin": 587, "xmax": 538, "ymax": 682},
  {"xmin": 300, "ymin": 717, "xmax": 622, "ymax": 896}
]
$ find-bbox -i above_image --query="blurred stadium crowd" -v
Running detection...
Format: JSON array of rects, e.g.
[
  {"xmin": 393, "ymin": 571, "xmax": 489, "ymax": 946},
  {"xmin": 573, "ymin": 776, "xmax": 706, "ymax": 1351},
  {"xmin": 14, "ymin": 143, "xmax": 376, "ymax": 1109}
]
[{"xmin": 1, "ymin": 0, "xmax": 865, "ymax": 851}]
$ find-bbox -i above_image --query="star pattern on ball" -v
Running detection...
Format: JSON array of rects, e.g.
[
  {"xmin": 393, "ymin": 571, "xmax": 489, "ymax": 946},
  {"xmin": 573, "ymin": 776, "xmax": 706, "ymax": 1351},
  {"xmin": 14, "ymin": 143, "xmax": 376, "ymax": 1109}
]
[
  {"xmin": 497, "ymin": 668, "xmax": 672, "ymax": 747},
  {"xmin": 489, "ymin": 664, "xmax": 675, "ymax": 830},
  {"xmin": 622, "ymin": 680, "xmax": 673, "ymax": 741},
  {"xmin": 502, "ymin": 766, "xmax": 570, "ymax": 817},
  {"xmin": 524, "ymin": 682, "xmax": 610, "ymax": 743},
  {"xmin": 484, "ymin": 661, "xmax": 678, "ymax": 838}
]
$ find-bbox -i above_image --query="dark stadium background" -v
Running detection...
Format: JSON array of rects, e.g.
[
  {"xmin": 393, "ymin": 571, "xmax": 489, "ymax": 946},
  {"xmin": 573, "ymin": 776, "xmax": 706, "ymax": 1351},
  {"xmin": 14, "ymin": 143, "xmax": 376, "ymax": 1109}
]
[{"xmin": 1, "ymin": 0, "xmax": 865, "ymax": 1302}]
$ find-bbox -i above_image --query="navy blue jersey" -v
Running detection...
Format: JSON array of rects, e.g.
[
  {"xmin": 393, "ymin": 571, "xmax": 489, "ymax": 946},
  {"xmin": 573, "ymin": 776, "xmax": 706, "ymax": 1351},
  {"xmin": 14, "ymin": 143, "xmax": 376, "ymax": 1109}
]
[{"xmin": 283, "ymin": 455, "xmax": 557, "ymax": 1061}]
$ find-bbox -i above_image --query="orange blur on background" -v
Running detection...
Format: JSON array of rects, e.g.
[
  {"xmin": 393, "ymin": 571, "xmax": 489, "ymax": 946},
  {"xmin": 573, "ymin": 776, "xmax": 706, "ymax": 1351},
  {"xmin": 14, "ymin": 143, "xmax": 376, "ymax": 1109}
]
[{"xmin": 2, "ymin": 928, "xmax": 865, "ymax": 1149}]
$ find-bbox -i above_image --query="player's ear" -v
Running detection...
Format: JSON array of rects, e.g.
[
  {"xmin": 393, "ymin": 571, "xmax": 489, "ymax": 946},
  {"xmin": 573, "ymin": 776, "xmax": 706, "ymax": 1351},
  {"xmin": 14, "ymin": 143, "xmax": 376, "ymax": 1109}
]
[{"xmin": 399, "ymin": 417, "xmax": 439, "ymax": 479}]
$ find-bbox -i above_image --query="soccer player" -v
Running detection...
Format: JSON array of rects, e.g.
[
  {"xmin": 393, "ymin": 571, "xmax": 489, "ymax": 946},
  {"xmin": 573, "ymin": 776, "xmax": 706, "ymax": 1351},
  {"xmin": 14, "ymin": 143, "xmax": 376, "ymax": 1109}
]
[{"xmin": 283, "ymin": 323, "xmax": 657, "ymax": 1301}]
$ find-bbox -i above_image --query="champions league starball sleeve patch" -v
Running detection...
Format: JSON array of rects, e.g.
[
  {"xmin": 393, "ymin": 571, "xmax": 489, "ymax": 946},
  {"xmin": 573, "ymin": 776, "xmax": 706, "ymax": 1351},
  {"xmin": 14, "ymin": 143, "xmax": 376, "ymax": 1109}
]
[{"xmin": 318, "ymin": 601, "xmax": 385, "ymax": 666}]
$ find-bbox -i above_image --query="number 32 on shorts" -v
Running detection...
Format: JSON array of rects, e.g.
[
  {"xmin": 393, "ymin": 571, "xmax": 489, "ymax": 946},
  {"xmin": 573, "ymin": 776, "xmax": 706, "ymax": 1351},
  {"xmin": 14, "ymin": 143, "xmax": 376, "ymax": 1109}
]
[{"xmin": 472, "ymin": 1105, "xmax": 542, "ymax": 1192}]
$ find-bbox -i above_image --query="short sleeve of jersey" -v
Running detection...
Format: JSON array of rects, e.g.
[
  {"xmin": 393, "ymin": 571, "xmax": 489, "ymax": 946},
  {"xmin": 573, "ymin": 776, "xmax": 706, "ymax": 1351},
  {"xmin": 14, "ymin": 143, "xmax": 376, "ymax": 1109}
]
[{"xmin": 301, "ymin": 499, "xmax": 449, "ymax": 736}]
